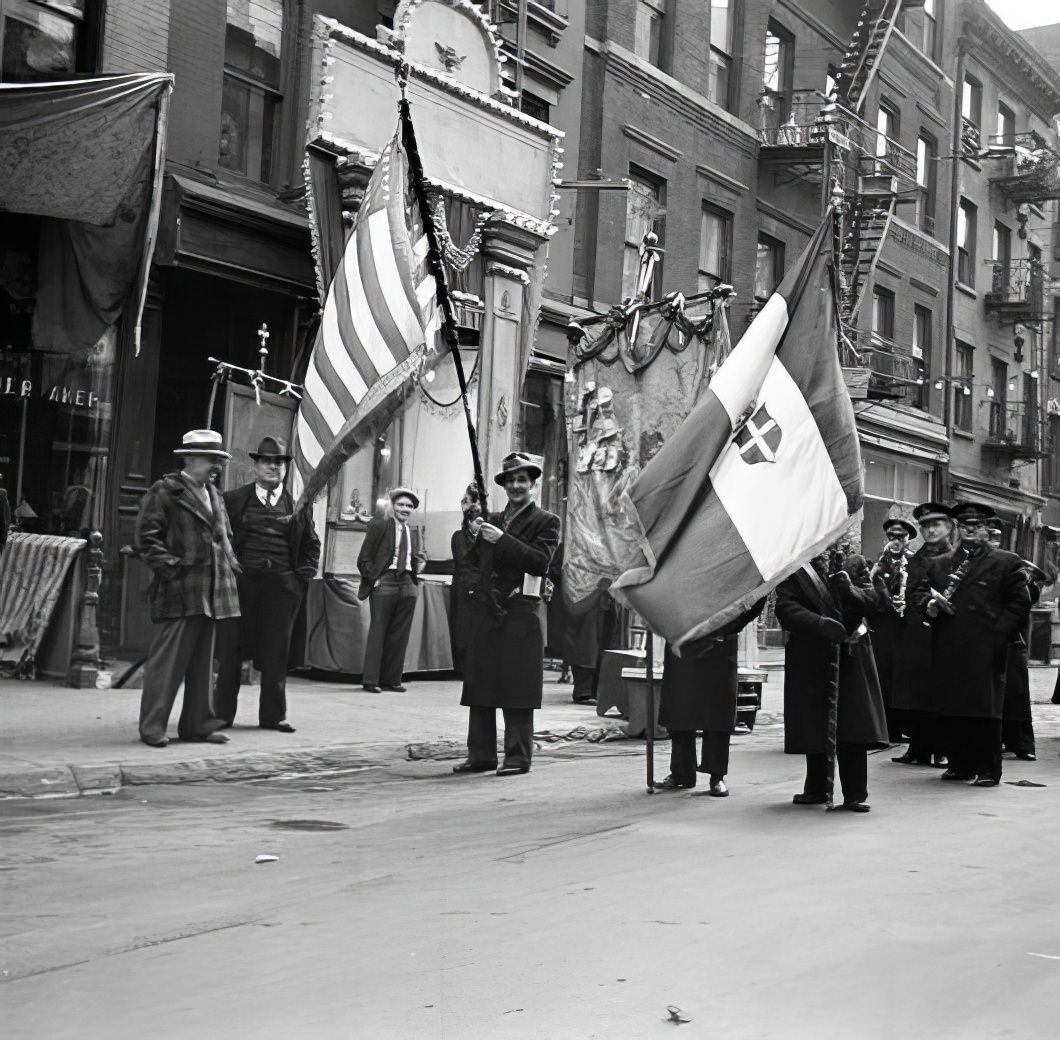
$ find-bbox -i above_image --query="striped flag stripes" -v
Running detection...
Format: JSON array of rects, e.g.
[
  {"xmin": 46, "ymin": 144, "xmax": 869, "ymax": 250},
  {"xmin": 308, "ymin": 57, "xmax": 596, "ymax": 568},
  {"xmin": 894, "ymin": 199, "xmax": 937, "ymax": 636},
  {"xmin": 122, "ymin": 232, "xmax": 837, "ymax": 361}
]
[{"xmin": 291, "ymin": 123, "xmax": 443, "ymax": 509}]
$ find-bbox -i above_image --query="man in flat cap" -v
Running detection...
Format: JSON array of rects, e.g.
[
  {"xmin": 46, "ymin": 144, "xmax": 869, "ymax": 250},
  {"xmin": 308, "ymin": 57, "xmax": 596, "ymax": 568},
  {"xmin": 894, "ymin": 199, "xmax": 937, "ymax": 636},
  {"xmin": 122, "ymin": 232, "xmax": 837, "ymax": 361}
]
[
  {"xmin": 453, "ymin": 452, "xmax": 561, "ymax": 777},
  {"xmin": 215, "ymin": 436, "xmax": 319, "ymax": 733},
  {"xmin": 917, "ymin": 502, "xmax": 1031, "ymax": 786},
  {"xmin": 135, "ymin": 430, "xmax": 240, "ymax": 748},
  {"xmin": 357, "ymin": 487, "xmax": 426, "ymax": 692},
  {"xmin": 869, "ymin": 517, "xmax": 916, "ymax": 744},
  {"xmin": 891, "ymin": 502, "xmax": 955, "ymax": 767}
]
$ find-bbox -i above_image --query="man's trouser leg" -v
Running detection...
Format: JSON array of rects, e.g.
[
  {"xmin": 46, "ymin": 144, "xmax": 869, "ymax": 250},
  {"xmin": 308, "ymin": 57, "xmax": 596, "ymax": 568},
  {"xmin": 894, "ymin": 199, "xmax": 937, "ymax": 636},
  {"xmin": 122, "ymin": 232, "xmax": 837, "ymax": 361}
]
[
  {"xmin": 700, "ymin": 729, "xmax": 731, "ymax": 779},
  {"xmin": 141, "ymin": 617, "xmax": 218, "ymax": 742},
  {"xmin": 836, "ymin": 744, "xmax": 868, "ymax": 803},
  {"xmin": 176, "ymin": 617, "xmax": 222, "ymax": 740},
  {"xmin": 252, "ymin": 571, "xmax": 303, "ymax": 726},
  {"xmin": 380, "ymin": 578, "xmax": 417, "ymax": 687},
  {"xmin": 668, "ymin": 730, "xmax": 697, "ymax": 784},
  {"xmin": 466, "ymin": 706, "xmax": 499, "ymax": 768},
  {"xmin": 500, "ymin": 708, "xmax": 534, "ymax": 771}
]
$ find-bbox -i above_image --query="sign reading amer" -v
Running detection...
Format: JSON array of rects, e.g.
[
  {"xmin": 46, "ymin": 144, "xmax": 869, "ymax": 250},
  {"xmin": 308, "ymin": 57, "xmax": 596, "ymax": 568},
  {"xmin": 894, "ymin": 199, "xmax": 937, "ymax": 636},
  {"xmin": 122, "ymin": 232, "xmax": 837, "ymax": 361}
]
[
  {"xmin": 309, "ymin": 4, "xmax": 561, "ymax": 231},
  {"xmin": 1, "ymin": 378, "xmax": 103, "ymax": 408}
]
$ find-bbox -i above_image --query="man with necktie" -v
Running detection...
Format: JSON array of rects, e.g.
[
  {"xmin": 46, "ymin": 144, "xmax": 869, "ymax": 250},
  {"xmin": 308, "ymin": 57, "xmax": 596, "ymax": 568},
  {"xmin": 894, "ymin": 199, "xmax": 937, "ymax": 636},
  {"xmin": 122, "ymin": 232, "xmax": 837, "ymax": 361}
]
[
  {"xmin": 215, "ymin": 436, "xmax": 320, "ymax": 733},
  {"xmin": 357, "ymin": 487, "xmax": 426, "ymax": 692}
]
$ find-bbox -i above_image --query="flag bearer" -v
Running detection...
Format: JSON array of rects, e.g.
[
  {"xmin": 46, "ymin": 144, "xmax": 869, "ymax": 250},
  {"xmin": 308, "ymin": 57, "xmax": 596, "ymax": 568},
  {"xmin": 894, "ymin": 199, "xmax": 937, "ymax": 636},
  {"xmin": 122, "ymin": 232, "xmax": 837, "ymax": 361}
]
[
  {"xmin": 776, "ymin": 546, "xmax": 889, "ymax": 812},
  {"xmin": 453, "ymin": 453, "xmax": 560, "ymax": 777}
]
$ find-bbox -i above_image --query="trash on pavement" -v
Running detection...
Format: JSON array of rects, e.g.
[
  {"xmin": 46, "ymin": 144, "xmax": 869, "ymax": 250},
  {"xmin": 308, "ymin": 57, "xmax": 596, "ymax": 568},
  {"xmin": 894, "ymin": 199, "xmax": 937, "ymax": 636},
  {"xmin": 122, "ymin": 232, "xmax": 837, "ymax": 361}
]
[{"xmin": 255, "ymin": 854, "xmax": 280, "ymax": 864}]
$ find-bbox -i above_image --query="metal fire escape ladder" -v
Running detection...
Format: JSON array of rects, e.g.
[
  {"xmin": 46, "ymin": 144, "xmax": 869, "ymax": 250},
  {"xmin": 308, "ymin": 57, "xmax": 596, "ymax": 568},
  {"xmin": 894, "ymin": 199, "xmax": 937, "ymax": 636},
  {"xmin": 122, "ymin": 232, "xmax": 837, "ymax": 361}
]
[
  {"xmin": 843, "ymin": 196, "xmax": 896, "ymax": 326},
  {"xmin": 833, "ymin": 0, "xmax": 907, "ymax": 115}
]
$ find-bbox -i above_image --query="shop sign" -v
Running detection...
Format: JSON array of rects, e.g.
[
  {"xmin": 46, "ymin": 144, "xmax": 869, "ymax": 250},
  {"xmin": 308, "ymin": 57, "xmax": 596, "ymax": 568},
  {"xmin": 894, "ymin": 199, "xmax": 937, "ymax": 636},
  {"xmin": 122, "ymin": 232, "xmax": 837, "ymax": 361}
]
[{"xmin": 1, "ymin": 378, "xmax": 103, "ymax": 408}]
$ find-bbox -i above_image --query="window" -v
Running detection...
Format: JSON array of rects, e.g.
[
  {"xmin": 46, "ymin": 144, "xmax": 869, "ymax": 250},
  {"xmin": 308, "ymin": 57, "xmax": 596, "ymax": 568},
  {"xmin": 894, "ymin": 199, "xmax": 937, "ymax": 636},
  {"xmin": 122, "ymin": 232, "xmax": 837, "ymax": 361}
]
[
  {"xmin": 997, "ymin": 100, "xmax": 1015, "ymax": 146},
  {"xmin": 957, "ymin": 198, "xmax": 977, "ymax": 286},
  {"xmin": 623, "ymin": 169, "xmax": 666, "ymax": 300},
  {"xmin": 913, "ymin": 304, "xmax": 932, "ymax": 408},
  {"xmin": 992, "ymin": 220, "xmax": 1012, "ymax": 284},
  {"xmin": 955, "ymin": 341, "xmax": 974, "ymax": 431},
  {"xmin": 1023, "ymin": 373, "xmax": 1040, "ymax": 448},
  {"xmin": 916, "ymin": 132, "xmax": 937, "ymax": 236},
  {"xmin": 989, "ymin": 358, "xmax": 1008, "ymax": 438},
  {"xmin": 0, "ymin": 0, "xmax": 90, "ymax": 81},
  {"xmin": 899, "ymin": 0, "xmax": 939, "ymax": 61},
  {"xmin": 219, "ymin": 0, "xmax": 285, "ymax": 183},
  {"xmin": 708, "ymin": 0, "xmax": 736, "ymax": 110},
  {"xmin": 754, "ymin": 234, "xmax": 785, "ymax": 302},
  {"xmin": 634, "ymin": 0, "xmax": 665, "ymax": 68},
  {"xmin": 872, "ymin": 287, "xmax": 895, "ymax": 340},
  {"xmin": 760, "ymin": 21, "xmax": 793, "ymax": 131},
  {"xmin": 698, "ymin": 204, "xmax": 732, "ymax": 293},
  {"xmin": 875, "ymin": 100, "xmax": 899, "ymax": 173},
  {"xmin": 861, "ymin": 448, "xmax": 933, "ymax": 559},
  {"xmin": 520, "ymin": 91, "xmax": 550, "ymax": 124},
  {"xmin": 962, "ymin": 74, "xmax": 982, "ymax": 127}
]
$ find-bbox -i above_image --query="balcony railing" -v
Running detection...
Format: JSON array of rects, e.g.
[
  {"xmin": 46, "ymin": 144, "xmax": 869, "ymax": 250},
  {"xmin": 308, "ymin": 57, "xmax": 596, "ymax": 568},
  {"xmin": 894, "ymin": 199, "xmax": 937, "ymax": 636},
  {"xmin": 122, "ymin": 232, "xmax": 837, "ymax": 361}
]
[
  {"xmin": 984, "ymin": 401, "xmax": 1045, "ymax": 461},
  {"xmin": 863, "ymin": 332, "xmax": 922, "ymax": 400},
  {"xmin": 985, "ymin": 258, "xmax": 1047, "ymax": 318},
  {"xmin": 986, "ymin": 132, "xmax": 1060, "ymax": 203},
  {"xmin": 757, "ymin": 91, "xmax": 877, "ymax": 154},
  {"xmin": 860, "ymin": 135, "xmax": 917, "ymax": 185}
]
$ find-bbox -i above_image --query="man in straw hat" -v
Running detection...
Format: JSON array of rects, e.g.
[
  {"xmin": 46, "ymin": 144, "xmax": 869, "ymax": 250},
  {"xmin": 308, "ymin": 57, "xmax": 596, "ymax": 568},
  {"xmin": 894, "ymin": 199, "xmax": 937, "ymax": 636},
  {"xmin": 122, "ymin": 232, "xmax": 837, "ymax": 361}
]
[
  {"xmin": 453, "ymin": 452, "xmax": 560, "ymax": 777},
  {"xmin": 215, "ymin": 436, "xmax": 319, "ymax": 733},
  {"xmin": 356, "ymin": 486, "xmax": 427, "ymax": 692},
  {"xmin": 135, "ymin": 430, "xmax": 241, "ymax": 748}
]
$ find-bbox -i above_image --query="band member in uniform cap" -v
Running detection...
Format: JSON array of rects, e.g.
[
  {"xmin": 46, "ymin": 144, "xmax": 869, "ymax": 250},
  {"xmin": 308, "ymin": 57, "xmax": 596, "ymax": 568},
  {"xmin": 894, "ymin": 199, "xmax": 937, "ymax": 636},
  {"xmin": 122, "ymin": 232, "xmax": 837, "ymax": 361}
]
[
  {"xmin": 891, "ymin": 502, "xmax": 954, "ymax": 767},
  {"xmin": 357, "ymin": 487, "xmax": 427, "ymax": 692},
  {"xmin": 135, "ymin": 430, "xmax": 240, "ymax": 747},
  {"xmin": 214, "ymin": 436, "xmax": 320, "ymax": 732},
  {"xmin": 453, "ymin": 452, "xmax": 560, "ymax": 776},
  {"xmin": 917, "ymin": 502, "xmax": 1031, "ymax": 786},
  {"xmin": 776, "ymin": 544, "xmax": 889, "ymax": 812},
  {"xmin": 1001, "ymin": 560, "xmax": 1045, "ymax": 761},
  {"xmin": 654, "ymin": 601, "xmax": 765, "ymax": 796},
  {"xmin": 869, "ymin": 518, "xmax": 916, "ymax": 744}
]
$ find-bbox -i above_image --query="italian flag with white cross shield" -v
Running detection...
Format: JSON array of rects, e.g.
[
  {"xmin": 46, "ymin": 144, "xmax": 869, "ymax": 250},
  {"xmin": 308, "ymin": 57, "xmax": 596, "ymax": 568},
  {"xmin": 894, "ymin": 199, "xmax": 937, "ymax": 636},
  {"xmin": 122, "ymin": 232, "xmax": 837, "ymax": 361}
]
[{"xmin": 611, "ymin": 213, "xmax": 863, "ymax": 651}]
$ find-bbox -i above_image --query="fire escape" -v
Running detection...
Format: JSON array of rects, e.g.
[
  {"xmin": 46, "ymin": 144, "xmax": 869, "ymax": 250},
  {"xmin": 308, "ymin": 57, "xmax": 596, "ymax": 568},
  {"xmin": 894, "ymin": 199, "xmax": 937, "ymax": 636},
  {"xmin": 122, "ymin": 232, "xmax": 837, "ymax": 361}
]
[{"xmin": 757, "ymin": 0, "xmax": 924, "ymax": 401}]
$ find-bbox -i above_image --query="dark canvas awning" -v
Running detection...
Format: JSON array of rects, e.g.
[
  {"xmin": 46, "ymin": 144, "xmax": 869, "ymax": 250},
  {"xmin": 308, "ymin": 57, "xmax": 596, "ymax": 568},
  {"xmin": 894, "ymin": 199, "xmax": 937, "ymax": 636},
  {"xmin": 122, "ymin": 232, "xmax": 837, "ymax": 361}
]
[{"xmin": 0, "ymin": 73, "xmax": 173, "ymax": 355}]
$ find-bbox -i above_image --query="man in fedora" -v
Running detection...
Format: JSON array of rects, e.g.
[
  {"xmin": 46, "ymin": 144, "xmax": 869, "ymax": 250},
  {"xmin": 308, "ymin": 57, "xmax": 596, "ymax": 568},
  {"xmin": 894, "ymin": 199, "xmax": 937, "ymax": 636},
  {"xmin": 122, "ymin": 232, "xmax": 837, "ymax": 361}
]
[
  {"xmin": 215, "ymin": 436, "xmax": 320, "ymax": 733},
  {"xmin": 357, "ymin": 487, "xmax": 427, "ymax": 692},
  {"xmin": 453, "ymin": 452, "xmax": 561, "ymax": 777},
  {"xmin": 135, "ymin": 430, "xmax": 241, "ymax": 748}
]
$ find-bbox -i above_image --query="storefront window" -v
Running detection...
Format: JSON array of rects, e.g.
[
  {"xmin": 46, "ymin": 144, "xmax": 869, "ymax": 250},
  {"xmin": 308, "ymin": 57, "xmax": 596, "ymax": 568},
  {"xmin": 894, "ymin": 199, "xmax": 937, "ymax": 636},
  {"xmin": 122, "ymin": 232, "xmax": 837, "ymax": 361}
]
[
  {"xmin": 862, "ymin": 449, "xmax": 933, "ymax": 559},
  {"xmin": 521, "ymin": 369, "xmax": 565, "ymax": 517},
  {"xmin": 0, "ymin": 214, "xmax": 117, "ymax": 535},
  {"xmin": 219, "ymin": 0, "xmax": 285, "ymax": 182},
  {"xmin": 0, "ymin": 0, "xmax": 86, "ymax": 82}
]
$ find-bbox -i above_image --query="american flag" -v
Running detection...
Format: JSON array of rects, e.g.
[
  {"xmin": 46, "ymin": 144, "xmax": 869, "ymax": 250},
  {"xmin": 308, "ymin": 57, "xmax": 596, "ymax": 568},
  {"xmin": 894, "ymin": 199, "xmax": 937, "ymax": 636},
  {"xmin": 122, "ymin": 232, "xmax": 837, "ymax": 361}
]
[{"xmin": 291, "ymin": 122, "xmax": 442, "ymax": 508}]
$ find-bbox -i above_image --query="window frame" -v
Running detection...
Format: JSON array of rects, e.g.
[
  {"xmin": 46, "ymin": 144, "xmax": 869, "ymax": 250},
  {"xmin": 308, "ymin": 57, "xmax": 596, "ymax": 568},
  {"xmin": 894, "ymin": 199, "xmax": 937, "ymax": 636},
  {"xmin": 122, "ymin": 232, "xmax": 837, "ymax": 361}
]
[
  {"xmin": 871, "ymin": 286, "xmax": 896, "ymax": 341},
  {"xmin": 753, "ymin": 232, "xmax": 785, "ymax": 303},
  {"xmin": 954, "ymin": 340, "xmax": 974, "ymax": 432},
  {"xmin": 989, "ymin": 357, "xmax": 1008, "ymax": 438},
  {"xmin": 915, "ymin": 130, "xmax": 937, "ymax": 236},
  {"xmin": 634, "ymin": 0, "xmax": 666, "ymax": 68},
  {"xmin": 622, "ymin": 166, "xmax": 666, "ymax": 301},
  {"xmin": 957, "ymin": 198, "xmax": 977, "ymax": 287},
  {"xmin": 0, "ymin": 0, "xmax": 96, "ymax": 81},
  {"xmin": 698, "ymin": 202, "xmax": 733, "ymax": 293},
  {"xmin": 219, "ymin": 0, "xmax": 288, "ymax": 185},
  {"xmin": 708, "ymin": 0, "xmax": 737, "ymax": 111},
  {"xmin": 997, "ymin": 99, "xmax": 1016, "ymax": 146},
  {"xmin": 761, "ymin": 19, "xmax": 794, "ymax": 125},
  {"xmin": 913, "ymin": 303, "xmax": 932, "ymax": 409},
  {"xmin": 962, "ymin": 73, "xmax": 983, "ymax": 128}
]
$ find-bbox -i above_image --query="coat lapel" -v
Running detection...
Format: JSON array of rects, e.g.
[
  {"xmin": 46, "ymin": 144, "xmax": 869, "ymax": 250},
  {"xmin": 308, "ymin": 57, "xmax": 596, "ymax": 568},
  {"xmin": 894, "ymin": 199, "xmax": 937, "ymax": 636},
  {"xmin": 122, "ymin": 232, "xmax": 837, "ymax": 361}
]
[{"xmin": 169, "ymin": 476, "xmax": 214, "ymax": 528}]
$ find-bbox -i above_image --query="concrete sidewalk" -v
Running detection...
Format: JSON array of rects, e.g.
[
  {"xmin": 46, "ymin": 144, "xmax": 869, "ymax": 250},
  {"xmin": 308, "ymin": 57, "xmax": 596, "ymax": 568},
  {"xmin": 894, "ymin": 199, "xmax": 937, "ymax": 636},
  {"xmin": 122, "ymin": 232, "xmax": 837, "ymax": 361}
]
[{"xmin": 0, "ymin": 669, "xmax": 703, "ymax": 798}]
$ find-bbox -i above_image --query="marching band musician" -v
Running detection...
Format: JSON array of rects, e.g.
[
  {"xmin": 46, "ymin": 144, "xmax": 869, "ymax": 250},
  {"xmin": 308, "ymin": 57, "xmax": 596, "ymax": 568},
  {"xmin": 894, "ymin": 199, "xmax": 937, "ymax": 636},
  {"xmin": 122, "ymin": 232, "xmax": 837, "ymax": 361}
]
[
  {"xmin": 869, "ymin": 518, "xmax": 916, "ymax": 744},
  {"xmin": 1001, "ymin": 559, "xmax": 1045, "ymax": 762},
  {"xmin": 917, "ymin": 502, "xmax": 1031, "ymax": 787},
  {"xmin": 890, "ymin": 503, "xmax": 955, "ymax": 768}
]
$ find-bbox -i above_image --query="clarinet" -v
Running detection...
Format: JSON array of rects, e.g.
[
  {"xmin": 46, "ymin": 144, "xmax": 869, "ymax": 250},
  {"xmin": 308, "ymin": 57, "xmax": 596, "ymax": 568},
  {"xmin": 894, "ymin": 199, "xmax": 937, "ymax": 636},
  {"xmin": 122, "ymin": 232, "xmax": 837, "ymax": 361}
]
[
  {"xmin": 894, "ymin": 553, "xmax": 908, "ymax": 618},
  {"xmin": 930, "ymin": 545, "xmax": 975, "ymax": 615},
  {"xmin": 871, "ymin": 548, "xmax": 908, "ymax": 618}
]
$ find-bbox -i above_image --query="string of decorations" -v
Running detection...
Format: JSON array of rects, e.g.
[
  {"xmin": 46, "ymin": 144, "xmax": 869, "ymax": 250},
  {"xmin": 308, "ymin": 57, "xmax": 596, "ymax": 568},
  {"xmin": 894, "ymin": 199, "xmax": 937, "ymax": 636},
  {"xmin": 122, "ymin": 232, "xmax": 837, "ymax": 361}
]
[{"xmin": 430, "ymin": 197, "xmax": 493, "ymax": 271}]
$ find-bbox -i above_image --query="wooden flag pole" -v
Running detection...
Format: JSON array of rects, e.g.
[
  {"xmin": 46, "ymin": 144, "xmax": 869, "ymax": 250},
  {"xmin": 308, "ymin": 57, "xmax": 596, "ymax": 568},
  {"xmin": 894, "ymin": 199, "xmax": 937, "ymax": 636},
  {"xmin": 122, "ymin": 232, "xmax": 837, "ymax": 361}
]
[
  {"xmin": 397, "ymin": 71, "xmax": 489, "ymax": 509},
  {"xmin": 645, "ymin": 631, "xmax": 656, "ymax": 794}
]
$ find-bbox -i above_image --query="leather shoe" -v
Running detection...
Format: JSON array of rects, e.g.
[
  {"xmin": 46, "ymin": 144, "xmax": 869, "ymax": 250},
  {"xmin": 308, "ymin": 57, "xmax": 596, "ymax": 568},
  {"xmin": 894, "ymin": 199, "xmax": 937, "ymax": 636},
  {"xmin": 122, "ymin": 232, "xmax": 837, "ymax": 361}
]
[
  {"xmin": 1016, "ymin": 752, "xmax": 1037, "ymax": 761},
  {"xmin": 262, "ymin": 722, "xmax": 296, "ymax": 733},
  {"xmin": 708, "ymin": 779, "xmax": 729, "ymax": 797},
  {"xmin": 653, "ymin": 774, "xmax": 696, "ymax": 790},
  {"xmin": 203, "ymin": 732, "xmax": 229, "ymax": 744},
  {"xmin": 383, "ymin": 684, "xmax": 408, "ymax": 693},
  {"xmin": 792, "ymin": 793, "xmax": 830, "ymax": 805},
  {"xmin": 362, "ymin": 684, "xmax": 382, "ymax": 693},
  {"xmin": 141, "ymin": 736, "xmax": 168, "ymax": 748},
  {"xmin": 971, "ymin": 775, "xmax": 1000, "ymax": 787},
  {"xmin": 452, "ymin": 761, "xmax": 496, "ymax": 774},
  {"xmin": 496, "ymin": 765, "xmax": 530, "ymax": 776},
  {"xmin": 941, "ymin": 769, "xmax": 973, "ymax": 781},
  {"xmin": 830, "ymin": 801, "xmax": 871, "ymax": 813}
]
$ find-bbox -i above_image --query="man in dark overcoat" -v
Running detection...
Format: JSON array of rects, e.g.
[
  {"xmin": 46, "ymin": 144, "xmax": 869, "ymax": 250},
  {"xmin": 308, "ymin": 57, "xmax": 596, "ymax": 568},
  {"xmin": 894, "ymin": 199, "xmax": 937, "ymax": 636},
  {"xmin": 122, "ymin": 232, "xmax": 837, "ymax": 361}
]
[
  {"xmin": 776, "ymin": 549, "xmax": 889, "ymax": 812},
  {"xmin": 891, "ymin": 503, "xmax": 954, "ymax": 767},
  {"xmin": 214, "ymin": 436, "xmax": 319, "ymax": 732},
  {"xmin": 868, "ymin": 518, "xmax": 916, "ymax": 744},
  {"xmin": 917, "ymin": 502, "xmax": 1031, "ymax": 786},
  {"xmin": 356, "ymin": 487, "xmax": 427, "ymax": 692},
  {"xmin": 1001, "ymin": 560, "xmax": 1043, "ymax": 761},
  {"xmin": 654, "ymin": 602, "xmax": 764, "ymax": 797},
  {"xmin": 453, "ymin": 452, "xmax": 561, "ymax": 777},
  {"xmin": 135, "ymin": 430, "xmax": 241, "ymax": 748}
]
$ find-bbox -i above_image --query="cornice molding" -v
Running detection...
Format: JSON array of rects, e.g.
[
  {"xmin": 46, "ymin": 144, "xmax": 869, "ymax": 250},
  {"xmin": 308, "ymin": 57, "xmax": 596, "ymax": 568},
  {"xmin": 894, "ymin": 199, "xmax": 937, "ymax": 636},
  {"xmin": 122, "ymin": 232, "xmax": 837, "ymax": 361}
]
[{"xmin": 622, "ymin": 124, "xmax": 683, "ymax": 162}]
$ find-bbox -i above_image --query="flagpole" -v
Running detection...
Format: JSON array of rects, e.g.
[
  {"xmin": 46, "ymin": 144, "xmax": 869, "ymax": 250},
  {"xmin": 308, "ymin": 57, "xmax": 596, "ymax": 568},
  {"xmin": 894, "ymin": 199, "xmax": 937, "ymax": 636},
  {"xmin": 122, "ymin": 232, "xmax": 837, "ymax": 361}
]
[{"xmin": 397, "ymin": 68, "xmax": 489, "ymax": 508}]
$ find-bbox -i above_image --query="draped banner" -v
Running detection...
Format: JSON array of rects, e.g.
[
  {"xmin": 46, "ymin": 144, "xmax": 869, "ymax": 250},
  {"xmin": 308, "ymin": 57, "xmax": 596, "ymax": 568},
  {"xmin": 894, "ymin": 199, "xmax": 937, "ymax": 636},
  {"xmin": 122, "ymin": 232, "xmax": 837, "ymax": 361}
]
[{"xmin": 562, "ymin": 292, "xmax": 732, "ymax": 611}]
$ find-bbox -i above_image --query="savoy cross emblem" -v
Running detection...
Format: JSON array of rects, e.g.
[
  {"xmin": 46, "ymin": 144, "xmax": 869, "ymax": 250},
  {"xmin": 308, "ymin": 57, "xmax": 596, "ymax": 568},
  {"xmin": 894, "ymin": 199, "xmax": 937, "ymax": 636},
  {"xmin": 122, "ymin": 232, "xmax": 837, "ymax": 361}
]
[{"xmin": 734, "ymin": 405, "xmax": 782, "ymax": 464}]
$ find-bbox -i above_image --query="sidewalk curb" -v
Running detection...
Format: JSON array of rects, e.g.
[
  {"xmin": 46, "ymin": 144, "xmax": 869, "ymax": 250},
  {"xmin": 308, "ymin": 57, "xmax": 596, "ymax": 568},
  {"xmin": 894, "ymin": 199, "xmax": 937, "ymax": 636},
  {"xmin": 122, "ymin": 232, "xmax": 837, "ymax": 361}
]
[{"xmin": 0, "ymin": 743, "xmax": 405, "ymax": 800}]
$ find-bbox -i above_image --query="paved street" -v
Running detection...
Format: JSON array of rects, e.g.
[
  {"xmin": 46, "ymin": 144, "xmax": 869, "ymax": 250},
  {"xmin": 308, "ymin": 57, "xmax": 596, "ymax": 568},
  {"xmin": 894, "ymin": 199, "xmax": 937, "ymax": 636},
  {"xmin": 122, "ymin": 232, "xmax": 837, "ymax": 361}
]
[{"xmin": 4, "ymin": 707, "xmax": 1060, "ymax": 1040}]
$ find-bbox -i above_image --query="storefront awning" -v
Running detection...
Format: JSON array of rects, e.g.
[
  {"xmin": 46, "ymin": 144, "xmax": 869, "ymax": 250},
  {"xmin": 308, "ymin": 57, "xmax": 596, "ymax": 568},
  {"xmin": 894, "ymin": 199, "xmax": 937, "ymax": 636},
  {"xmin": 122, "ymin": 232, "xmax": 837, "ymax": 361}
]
[{"xmin": 0, "ymin": 73, "xmax": 173, "ymax": 355}]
